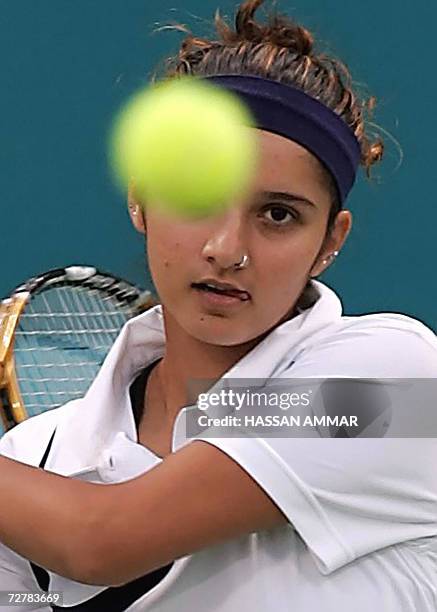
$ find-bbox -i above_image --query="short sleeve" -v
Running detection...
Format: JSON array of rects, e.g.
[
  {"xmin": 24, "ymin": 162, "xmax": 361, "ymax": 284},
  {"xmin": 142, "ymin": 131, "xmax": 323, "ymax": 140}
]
[
  {"xmin": 0, "ymin": 407, "xmax": 62, "ymax": 465},
  {"xmin": 0, "ymin": 434, "xmax": 53, "ymax": 610},
  {"xmin": 191, "ymin": 322, "xmax": 437, "ymax": 574}
]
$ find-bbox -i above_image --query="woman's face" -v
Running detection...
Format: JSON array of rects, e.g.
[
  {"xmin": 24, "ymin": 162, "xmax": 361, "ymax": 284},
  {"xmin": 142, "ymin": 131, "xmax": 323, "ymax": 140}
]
[{"xmin": 131, "ymin": 130, "xmax": 351, "ymax": 347}]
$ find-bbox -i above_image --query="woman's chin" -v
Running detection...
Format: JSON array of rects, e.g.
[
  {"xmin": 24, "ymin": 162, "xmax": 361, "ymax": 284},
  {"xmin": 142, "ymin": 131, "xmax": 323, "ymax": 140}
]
[
  {"xmin": 191, "ymin": 325, "xmax": 250, "ymax": 347},
  {"xmin": 163, "ymin": 297, "xmax": 273, "ymax": 347},
  {"xmin": 186, "ymin": 315, "xmax": 271, "ymax": 348}
]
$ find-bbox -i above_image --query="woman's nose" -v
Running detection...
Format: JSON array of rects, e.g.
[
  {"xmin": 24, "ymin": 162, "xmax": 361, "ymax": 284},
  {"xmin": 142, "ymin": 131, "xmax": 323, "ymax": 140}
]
[{"xmin": 201, "ymin": 208, "xmax": 248, "ymax": 271}]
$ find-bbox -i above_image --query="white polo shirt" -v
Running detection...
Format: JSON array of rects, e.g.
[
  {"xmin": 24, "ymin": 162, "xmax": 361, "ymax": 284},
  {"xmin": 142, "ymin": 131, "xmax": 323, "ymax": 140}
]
[{"xmin": 1, "ymin": 279, "xmax": 437, "ymax": 611}]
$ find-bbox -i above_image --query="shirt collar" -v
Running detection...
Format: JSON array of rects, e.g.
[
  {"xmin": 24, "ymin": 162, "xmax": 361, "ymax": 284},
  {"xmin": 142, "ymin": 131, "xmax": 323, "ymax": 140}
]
[{"xmin": 49, "ymin": 280, "xmax": 342, "ymax": 474}]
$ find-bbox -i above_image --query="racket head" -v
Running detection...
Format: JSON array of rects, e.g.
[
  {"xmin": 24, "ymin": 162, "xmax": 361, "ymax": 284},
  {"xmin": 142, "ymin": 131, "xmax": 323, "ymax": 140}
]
[{"xmin": 0, "ymin": 265, "xmax": 158, "ymax": 430}]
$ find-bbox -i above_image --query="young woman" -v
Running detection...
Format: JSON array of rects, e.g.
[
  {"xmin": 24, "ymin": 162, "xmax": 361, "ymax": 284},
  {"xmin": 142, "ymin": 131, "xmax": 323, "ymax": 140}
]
[{"xmin": 0, "ymin": 1, "xmax": 436, "ymax": 610}]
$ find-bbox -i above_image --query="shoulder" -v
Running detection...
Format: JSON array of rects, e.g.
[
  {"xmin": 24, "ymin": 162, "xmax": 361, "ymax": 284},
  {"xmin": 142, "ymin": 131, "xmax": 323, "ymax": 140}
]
[
  {"xmin": 291, "ymin": 311, "xmax": 437, "ymax": 378},
  {"xmin": 333, "ymin": 311, "xmax": 436, "ymax": 348},
  {"xmin": 0, "ymin": 400, "xmax": 78, "ymax": 465}
]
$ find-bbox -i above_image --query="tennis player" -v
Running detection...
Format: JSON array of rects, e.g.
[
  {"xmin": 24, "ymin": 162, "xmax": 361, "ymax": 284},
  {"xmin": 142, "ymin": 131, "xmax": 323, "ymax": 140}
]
[{"xmin": 0, "ymin": 1, "xmax": 437, "ymax": 610}]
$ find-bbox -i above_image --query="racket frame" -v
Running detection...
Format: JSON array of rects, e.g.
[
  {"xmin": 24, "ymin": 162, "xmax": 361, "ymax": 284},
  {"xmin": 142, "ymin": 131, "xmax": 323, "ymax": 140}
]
[
  {"xmin": 0, "ymin": 292, "xmax": 30, "ymax": 427},
  {"xmin": 0, "ymin": 267, "xmax": 158, "ymax": 429}
]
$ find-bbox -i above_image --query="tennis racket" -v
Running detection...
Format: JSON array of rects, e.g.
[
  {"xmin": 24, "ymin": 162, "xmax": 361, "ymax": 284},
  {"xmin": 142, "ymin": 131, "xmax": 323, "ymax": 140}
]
[{"xmin": 0, "ymin": 265, "xmax": 158, "ymax": 433}]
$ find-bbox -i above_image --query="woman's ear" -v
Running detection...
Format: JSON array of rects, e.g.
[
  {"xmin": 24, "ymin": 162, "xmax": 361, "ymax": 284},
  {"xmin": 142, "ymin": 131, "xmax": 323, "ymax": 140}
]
[
  {"xmin": 310, "ymin": 210, "xmax": 352, "ymax": 277},
  {"xmin": 127, "ymin": 185, "xmax": 146, "ymax": 234}
]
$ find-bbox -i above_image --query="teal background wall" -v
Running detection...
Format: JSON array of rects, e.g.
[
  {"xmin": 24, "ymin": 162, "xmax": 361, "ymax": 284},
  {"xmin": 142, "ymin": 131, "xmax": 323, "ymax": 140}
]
[{"xmin": 1, "ymin": 0, "xmax": 436, "ymax": 330}]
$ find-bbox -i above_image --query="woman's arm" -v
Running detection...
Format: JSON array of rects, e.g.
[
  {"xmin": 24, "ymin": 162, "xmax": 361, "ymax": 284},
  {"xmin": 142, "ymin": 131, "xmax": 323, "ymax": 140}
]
[{"xmin": 0, "ymin": 441, "xmax": 287, "ymax": 586}]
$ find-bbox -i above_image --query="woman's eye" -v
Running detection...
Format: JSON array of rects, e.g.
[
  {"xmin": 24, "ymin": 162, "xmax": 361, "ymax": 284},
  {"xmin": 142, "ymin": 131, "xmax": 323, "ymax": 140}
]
[{"xmin": 261, "ymin": 204, "xmax": 298, "ymax": 226}]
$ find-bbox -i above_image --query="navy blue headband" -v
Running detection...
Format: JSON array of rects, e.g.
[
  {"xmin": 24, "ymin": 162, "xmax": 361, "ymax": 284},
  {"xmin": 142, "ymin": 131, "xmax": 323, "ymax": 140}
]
[{"xmin": 201, "ymin": 75, "xmax": 361, "ymax": 204}]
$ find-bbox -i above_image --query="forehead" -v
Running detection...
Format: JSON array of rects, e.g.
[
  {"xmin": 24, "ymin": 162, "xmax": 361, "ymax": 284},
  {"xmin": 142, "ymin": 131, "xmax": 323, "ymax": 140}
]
[{"xmin": 253, "ymin": 129, "xmax": 330, "ymax": 208}]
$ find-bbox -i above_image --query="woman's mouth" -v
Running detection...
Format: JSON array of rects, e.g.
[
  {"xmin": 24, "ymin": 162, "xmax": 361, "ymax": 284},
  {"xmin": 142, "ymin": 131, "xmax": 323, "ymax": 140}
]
[{"xmin": 191, "ymin": 283, "xmax": 251, "ymax": 307}]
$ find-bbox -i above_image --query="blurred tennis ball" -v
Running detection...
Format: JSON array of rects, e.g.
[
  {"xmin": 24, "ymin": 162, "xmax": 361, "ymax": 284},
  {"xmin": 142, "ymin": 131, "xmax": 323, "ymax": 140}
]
[{"xmin": 109, "ymin": 77, "xmax": 258, "ymax": 218}]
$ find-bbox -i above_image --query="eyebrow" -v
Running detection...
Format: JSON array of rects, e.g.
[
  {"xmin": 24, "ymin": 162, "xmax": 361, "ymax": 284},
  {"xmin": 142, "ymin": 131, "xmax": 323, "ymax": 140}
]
[{"xmin": 259, "ymin": 190, "xmax": 317, "ymax": 208}]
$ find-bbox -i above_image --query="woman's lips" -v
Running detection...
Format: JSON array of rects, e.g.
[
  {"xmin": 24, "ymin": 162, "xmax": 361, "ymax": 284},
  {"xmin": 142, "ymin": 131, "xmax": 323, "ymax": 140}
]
[
  {"xmin": 191, "ymin": 284, "xmax": 251, "ymax": 307},
  {"xmin": 191, "ymin": 283, "xmax": 251, "ymax": 301}
]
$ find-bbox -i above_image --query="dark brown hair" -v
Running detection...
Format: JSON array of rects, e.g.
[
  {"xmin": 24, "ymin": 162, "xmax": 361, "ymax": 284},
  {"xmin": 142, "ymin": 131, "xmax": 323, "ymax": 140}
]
[{"xmin": 153, "ymin": 0, "xmax": 384, "ymax": 232}]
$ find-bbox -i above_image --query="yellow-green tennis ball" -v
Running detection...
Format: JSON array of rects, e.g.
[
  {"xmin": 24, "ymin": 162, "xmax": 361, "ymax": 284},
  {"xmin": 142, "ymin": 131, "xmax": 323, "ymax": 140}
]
[{"xmin": 109, "ymin": 77, "xmax": 259, "ymax": 218}]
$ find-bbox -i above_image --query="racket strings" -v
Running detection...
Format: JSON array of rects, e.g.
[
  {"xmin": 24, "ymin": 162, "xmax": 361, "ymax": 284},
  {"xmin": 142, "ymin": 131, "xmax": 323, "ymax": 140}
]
[{"xmin": 13, "ymin": 283, "xmax": 137, "ymax": 416}]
